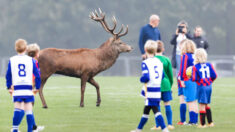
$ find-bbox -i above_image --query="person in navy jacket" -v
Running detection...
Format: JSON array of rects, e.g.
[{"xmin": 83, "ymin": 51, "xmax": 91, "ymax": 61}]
[{"xmin": 138, "ymin": 14, "xmax": 161, "ymax": 60}]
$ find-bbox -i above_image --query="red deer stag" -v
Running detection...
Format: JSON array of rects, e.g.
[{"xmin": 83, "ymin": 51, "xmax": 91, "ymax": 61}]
[{"xmin": 38, "ymin": 9, "xmax": 133, "ymax": 108}]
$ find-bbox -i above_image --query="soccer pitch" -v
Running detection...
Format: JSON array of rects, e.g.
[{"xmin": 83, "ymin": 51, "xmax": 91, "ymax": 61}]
[{"xmin": 0, "ymin": 76, "xmax": 235, "ymax": 132}]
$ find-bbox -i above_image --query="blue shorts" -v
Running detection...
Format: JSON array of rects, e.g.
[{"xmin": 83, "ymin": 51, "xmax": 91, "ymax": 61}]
[
  {"xmin": 178, "ymin": 87, "xmax": 184, "ymax": 96},
  {"xmin": 197, "ymin": 85, "xmax": 212, "ymax": 104},
  {"xmin": 13, "ymin": 96, "xmax": 34, "ymax": 103},
  {"xmin": 145, "ymin": 99, "xmax": 160, "ymax": 106},
  {"xmin": 183, "ymin": 80, "xmax": 197, "ymax": 102},
  {"xmin": 161, "ymin": 91, "xmax": 172, "ymax": 102}
]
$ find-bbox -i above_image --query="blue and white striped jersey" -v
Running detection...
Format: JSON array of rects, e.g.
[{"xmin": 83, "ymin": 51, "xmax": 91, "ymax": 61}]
[
  {"xmin": 5, "ymin": 54, "xmax": 41, "ymax": 97},
  {"xmin": 140, "ymin": 57, "xmax": 164, "ymax": 106}
]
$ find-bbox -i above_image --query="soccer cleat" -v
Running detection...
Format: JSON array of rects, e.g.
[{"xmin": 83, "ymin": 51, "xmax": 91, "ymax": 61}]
[
  {"xmin": 177, "ymin": 121, "xmax": 187, "ymax": 125},
  {"xmin": 162, "ymin": 128, "xmax": 170, "ymax": 132},
  {"xmin": 150, "ymin": 126, "xmax": 161, "ymax": 130},
  {"xmin": 208, "ymin": 122, "xmax": 214, "ymax": 127},
  {"xmin": 197, "ymin": 124, "xmax": 207, "ymax": 128},
  {"xmin": 167, "ymin": 125, "xmax": 175, "ymax": 130},
  {"xmin": 187, "ymin": 121, "xmax": 197, "ymax": 126},
  {"xmin": 11, "ymin": 129, "xmax": 21, "ymax": 132},
  {"xmin": 33, "ymin": 126, "xmax": 45, "ymax": 132},
  {"xmin": 130, "ymin": 129, "xmax": 142, "ymax": 132}
]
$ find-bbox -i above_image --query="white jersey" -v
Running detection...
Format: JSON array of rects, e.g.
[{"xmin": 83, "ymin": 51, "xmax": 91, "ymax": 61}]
[
  {"xmin": 140, "ymin": 57, "xmax": 163, "ymax": 106},
  {"xmin": 9, "ymin": 55, "xmax": 34, "ymax": 96}
]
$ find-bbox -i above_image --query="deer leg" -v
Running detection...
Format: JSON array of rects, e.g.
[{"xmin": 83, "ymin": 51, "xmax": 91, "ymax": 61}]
[
  {"xmin": 39, "ymin": 78, "xmax": 49, "ymax": 109},
  {"xmin": 88, "ymin": 78, "xmax": 101, "ymax": 107},
  {"xmin": 80, "ymin": 76, "xmax": 88, "ymax": 107}
]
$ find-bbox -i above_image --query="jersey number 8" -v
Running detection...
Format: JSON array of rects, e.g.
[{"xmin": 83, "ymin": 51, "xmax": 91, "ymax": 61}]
[{"xmin": 18, "ymin": 64, "xmax": 26, "ymax": 77}]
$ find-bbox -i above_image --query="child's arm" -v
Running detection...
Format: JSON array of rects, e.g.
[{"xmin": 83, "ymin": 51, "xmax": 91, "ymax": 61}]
[
  {"xmin": 5, "ymin": 60, "xmax": 12, "ymax": 89},
  {"xmin": 179, "ymin": 54, "xmax": 188, "ymax": 81},
  {"xmin": 209, "ymin": 64, "xmax": 217, "ymax": 82},
  {"xmin": 140, "ymin": 62, "xmax": 150, "ymax": 83},
  {"xmin": 167, "ymin": 58, "xmax": 174, "ymax": 87},
  {"xmin": 32, "ymin": 60, "xmax": 41, "ymax": 91},
  {"xmin": 191, "ymin": 66, "xmax": 198, "ymax": 82}
]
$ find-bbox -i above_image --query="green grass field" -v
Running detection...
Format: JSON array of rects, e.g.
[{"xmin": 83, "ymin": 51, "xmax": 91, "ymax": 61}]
[{"xmin": 0, "ymin": 76, "xmax": 235, "ymax": 132}]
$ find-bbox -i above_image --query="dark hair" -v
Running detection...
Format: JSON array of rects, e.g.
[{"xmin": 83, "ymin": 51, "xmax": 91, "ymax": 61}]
[
  {"xmin": 27, "ymin": 51, "xmax": 37, "ymax": 57},
  {"xmin": 156, "ymin": 40, "xmax": 164, "ymax": 53},
  {"xmin": 177, "ymin": 20, "xmax": 188, "ymax": 28}
]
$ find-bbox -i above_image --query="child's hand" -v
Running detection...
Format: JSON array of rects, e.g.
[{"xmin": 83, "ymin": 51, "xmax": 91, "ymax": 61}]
[
  {"xmin": 181, "ymin": 81, "xmax": 185, "ymax": 87},
  {"xmin": 33, "ymin": 90, "xmax": 39, "ymax": 95},
  {"xmin": 8, "ymin": 89, "xmax": 13, "ymax": 96}
]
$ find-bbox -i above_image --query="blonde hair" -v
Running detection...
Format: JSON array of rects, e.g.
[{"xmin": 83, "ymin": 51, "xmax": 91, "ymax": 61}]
[
  {"xmin": 181, "ymin": 39, "xmax": 196, "ymax": 55},
  {"xmin": 194, "ymin": 48, "xmax": 208, "ymax": 64},
  {"xmin": 27, "ymin": 43, "xmax": 40, "ymax": 57},
  {"xmin": 144, "ymin": 40, "xmax": 157, "ymax": 54},
  {"xmin": 156, "ymin": 40, "xmax": 164, "ymax": 53},
  {"xmin": 15, "ymin": 39, "xmax": 27, "ymax": 53}
]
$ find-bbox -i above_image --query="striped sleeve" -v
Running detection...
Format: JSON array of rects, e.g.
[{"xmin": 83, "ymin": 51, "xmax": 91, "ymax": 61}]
[
  {"xmin": 191, "ymin": 66, "xmax": 197, "ymax": 82},
  {"xmin": 33, "ymin": 59, "xmax": 41, "ymax": 90},
  {"xmin": 140, "ymin": 62, "xmax": 150, "ymax": 83},
  {"xmin": 209, "ymin": 64, "xmax": 217, "ymax": 82},
  {"xmin": 179, "ymin": 54, "xmax": 188, "ymax": 80}
]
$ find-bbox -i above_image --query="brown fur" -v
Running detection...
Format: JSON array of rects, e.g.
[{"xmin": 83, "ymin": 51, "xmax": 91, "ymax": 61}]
[{"xmin": 38, "ymin": 38, "xmax": 132, "ymax": 108}]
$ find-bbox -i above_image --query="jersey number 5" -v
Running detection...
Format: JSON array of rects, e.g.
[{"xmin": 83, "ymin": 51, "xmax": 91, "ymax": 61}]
[
  {"xmin": 18, "ymin": 64, "xmax": 26, "ymax": 77},
  {"xmin": 154, "ymin": 66, "xmax": 159, "ymax": 79}
]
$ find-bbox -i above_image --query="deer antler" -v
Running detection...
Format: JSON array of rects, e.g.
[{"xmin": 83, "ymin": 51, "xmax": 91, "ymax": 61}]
[{"xmin": 89, "ymin": 8, "xmax": 128, "ymax": 39}]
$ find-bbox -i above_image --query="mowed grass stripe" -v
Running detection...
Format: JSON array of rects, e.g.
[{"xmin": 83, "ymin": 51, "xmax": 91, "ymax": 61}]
[{"xmin": 0, "ymin": 77, "xmax": 235, "ymax": 132}]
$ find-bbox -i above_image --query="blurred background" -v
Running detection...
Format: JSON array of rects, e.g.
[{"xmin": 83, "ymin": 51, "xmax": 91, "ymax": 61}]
[{"xmin": 0, "ymin": 0, "xmax": 234, "ymax": 76}]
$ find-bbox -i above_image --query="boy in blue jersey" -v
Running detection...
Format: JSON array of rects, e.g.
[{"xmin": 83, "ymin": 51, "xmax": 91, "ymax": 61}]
[
  {"xmin": 27, "ymin": 43, "xmax": 45, "ymax": 132},
  {"xmin": 6, "ymin": 39, "xmax": 41, "ymax": 132},
  {"xmin": 131, "ymin": 40, "xmax": 169, "ymax": 132},
  {"xmin": 191, "ymin": 48, "xmax": 217, "ymax": 128},
  {"xmin": 178, "ymin": 39, "xmax": 198, "ymax": 125}
]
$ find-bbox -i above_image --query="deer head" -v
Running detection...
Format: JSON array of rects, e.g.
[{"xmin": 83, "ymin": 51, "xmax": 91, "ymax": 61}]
[{"xmin": 90, "ymin": 8, "xmax": 132, "ymax": 53}]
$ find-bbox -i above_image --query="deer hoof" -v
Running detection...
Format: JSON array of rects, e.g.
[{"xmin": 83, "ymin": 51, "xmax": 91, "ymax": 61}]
[
  {"xmin": 96, "ymin": 100, "xmax": 101, "ymax": 107},
  {"xmin": 80, "ymin": 104, "xmax": 84, "ymax": 107},
  {"xmin": 43, "ymin": 106, "xmax": 48, "ymax": 109}
]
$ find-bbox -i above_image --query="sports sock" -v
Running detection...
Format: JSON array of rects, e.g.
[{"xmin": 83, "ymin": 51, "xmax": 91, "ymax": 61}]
[
  {"xmin": 165, "ymin": 105, "xmax": 172, "ymax": 125},
  {"xmin": 32, "ymin": 113, "xmax": 37, "ymax": 130},
  {"xmin": 180, "ymin": 103, "xmax": 187, "ymax": 122},
  {"xmin": 155, "ymin": 112, "xmax": 166, "ymax": 129},
  {"xmin": 200, "ymin": 111, "xmax": 206, "ymax": 126},
  {"xmin": 155, "ymin": 105, "xmax": 161, "ymax": 127},
  {"xmin": 195, "ymin": 112, "xmax": 198, "ymax": 124},
  {"xmin": 26, "ymin": 111, "xmax": 34, "ymax": 132},
  {"xmin": 19, "ymin": 109, "xmax": 25, "ymax": 123},
  {"xmin": 206, "ymin": 106, "xmax": 213, "ymax": 124},
  {"xmin": 12, "ymin": 108, "xmax": 24, "ymax": 132},
  {"xmin": 137, "ymin": 114, "xmax": 149, "ymax": 129}
]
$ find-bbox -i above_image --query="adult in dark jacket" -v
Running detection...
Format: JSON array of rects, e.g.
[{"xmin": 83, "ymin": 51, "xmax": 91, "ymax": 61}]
[
  {"xmin": 138, "ymin": 14, "xmax": 161, "ymax": 59},
  {"xmin": 170, "ymin": 20, "xmax": 192, "ymax": 71},
  {"xmin": 192, "ymin": 26, "xmax": 209, "ymax": 51}
]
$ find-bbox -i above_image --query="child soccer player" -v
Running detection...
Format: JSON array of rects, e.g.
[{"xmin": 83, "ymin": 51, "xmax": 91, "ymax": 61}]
[
  {"xmin": 6, "ymin": 39, "xmax": 41, "ymax": 132},
  {"xmin": 27, "ymin": 43, "xmax": 45, "ymax": 132},
  {"xmin": 191, "ymin": 48, "xmax": 217, "ymax": 128},
  {"xmin": 151, "ymin": 40, "xmax": 174, "ymax": 130},
  {"xmin": 178, "ymin": 39, "xmax": 198, "ymax": 125},
  {"xmin": 131, "ymin": 40, "xmax": 169, "ymax": 132}
]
